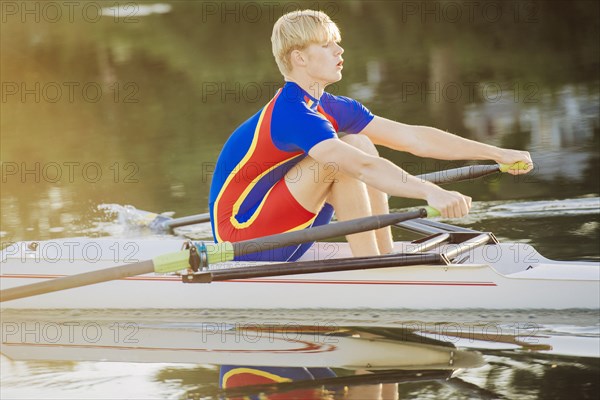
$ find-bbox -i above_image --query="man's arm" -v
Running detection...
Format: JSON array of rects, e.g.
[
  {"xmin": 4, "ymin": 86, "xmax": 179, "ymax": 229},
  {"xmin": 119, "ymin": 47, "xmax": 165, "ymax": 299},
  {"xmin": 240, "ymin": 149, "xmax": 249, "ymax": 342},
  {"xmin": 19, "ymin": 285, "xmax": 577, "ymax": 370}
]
[
  {"xmin": 308, "ymin": 139, "xmax": 471, "ymax": 218},
  {"xmin": 361, "ymin": 116, "xmax": 533, "ymax": 174}
]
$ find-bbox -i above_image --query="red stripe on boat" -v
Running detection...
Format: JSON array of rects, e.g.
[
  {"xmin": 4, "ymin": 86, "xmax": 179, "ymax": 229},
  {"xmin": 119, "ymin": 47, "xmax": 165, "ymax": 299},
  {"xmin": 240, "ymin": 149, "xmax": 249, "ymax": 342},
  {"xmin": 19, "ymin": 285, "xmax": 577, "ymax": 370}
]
[{"xmin": 0, "ymin": 274, "xmax": 497, "ymax": 286}]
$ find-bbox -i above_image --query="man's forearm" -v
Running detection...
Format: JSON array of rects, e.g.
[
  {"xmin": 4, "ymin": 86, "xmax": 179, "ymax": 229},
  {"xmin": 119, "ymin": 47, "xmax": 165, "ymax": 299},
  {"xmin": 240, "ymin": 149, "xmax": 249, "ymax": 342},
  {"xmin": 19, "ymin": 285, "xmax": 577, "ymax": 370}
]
[
  {"xmin": 407, "ymin": 126, "xmax": 504, "ymax": 161},
  {"xmin": 354, "ymin": 154, "xmax": 440, "ymax": 201}
]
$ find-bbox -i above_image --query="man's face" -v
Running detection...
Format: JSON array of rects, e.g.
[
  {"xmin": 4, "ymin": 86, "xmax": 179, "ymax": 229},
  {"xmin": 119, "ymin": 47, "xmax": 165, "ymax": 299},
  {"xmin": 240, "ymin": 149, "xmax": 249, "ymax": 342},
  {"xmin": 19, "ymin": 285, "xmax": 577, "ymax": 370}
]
[{"xmin": 302, "ymin": 41, "xmax": 345, "ymax": 87}]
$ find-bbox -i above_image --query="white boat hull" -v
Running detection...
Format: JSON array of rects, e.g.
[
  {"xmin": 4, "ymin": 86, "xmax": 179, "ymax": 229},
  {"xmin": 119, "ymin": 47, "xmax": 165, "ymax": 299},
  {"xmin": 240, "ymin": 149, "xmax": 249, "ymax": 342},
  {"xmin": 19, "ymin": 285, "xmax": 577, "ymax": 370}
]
[{"xmin": 1, "ymin": 238, "xmax": 598, "ymax": 310}]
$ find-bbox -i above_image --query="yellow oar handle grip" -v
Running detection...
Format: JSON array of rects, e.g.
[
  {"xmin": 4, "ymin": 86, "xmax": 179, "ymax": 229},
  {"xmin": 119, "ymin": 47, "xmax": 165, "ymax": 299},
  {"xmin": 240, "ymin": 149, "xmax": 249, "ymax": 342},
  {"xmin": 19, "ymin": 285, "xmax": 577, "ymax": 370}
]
[
  {"xmin": 499, "ymin": 161, "xmax": 530, "ymax": 173},
  {"xmin": 423, "ymin": 206, "xmax": 440, "ymax": 218}
]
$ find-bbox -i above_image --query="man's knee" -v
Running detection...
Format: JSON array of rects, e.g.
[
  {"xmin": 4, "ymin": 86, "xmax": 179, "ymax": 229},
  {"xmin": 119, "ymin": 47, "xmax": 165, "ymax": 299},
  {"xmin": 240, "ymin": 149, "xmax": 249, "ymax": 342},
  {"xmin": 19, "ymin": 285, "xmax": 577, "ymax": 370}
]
[{"xmin": 341, "ymin": 134, "xmax": 379, "ymax": 156}]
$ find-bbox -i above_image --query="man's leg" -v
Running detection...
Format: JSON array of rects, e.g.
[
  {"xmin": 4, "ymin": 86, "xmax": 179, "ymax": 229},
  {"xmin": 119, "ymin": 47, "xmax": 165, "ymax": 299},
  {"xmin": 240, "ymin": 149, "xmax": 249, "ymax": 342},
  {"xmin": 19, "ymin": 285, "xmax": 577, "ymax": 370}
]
[
  {"xmin": 285, "ymin": 134, "xmax": 393, "ymax": 257},
  {"xmin": 343, "ymin": 134, "xmax": 393, "ymax": 255}
]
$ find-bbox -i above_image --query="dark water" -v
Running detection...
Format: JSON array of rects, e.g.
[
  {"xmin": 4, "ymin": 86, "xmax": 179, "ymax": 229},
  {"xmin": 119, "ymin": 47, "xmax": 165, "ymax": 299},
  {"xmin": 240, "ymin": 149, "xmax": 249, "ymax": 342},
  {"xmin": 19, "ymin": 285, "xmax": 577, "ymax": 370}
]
[{"xmin": 1, "ymin": 0, "xmax": 599, "ymax": 399}]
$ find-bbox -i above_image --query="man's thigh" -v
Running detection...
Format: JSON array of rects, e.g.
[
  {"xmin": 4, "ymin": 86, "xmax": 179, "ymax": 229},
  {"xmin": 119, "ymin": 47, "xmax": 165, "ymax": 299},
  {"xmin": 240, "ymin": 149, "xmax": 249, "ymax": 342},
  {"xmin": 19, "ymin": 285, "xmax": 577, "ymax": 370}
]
[{"xmin": 284, "ymin": 155, "xmax": 337, "ymax": 214}]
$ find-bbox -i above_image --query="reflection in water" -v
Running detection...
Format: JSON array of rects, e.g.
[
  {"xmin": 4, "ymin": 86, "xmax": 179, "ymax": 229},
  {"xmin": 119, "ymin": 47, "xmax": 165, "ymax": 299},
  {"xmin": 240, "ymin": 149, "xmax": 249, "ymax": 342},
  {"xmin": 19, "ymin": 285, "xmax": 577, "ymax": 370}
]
[
  {"xmin": 428, "ymin": 45, "xmax": 469, "ymax": 135},
  {"xmin": 1, "ymin": 310, "xmax": 598, "ymax": 399},
  {"xmin": 485, "ymin": 197, "xmax": 600, "ymax": 218},
  {"xmin": 100, "ymin": 3, "xmax": 172, "ymax": 18},
  {"xmin": 218, "ymin": 368, "xmax": 439, "ymax": 400},
  {"xmin": 0, "ymin": 322, "xmax": 483, "ymax": 368},
  {"xmin": 348, "ymin": 60, "xmax": 384, "ymax": 102},
  {"xmin": 464, "ymin": 83, "xmax": 599, "ymax": 180},
  {"xmin": 1, "ymin": 318, "xmax": 480, "ymax": 398}
]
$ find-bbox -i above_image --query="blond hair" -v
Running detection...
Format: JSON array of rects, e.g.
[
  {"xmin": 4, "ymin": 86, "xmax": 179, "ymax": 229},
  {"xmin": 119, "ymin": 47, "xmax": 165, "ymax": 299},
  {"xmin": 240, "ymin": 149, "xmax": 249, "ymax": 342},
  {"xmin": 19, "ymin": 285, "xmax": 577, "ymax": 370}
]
[{"xmin": 271, "ymin": 10, "xmax": 341, "ymax": 76}]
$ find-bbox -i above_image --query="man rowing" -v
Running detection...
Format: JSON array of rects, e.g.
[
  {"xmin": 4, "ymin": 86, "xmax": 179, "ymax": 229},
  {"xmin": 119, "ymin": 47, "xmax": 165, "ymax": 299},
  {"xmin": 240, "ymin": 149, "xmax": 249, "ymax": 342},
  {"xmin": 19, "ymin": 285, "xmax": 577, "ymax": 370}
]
[{"xmin": 209, "ymin": 10, "xmax": 533, "ymax": 262}]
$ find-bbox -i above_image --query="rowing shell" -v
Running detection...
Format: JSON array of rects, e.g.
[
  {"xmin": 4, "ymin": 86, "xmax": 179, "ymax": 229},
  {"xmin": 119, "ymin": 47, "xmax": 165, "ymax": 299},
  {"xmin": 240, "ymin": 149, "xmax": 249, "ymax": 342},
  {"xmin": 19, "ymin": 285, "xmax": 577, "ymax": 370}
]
[
  {"xmin": 1, "ymin": 236, "xmax": 598, "ymax": 309},
  {"xmin": 0, "ymin": 324, "xmax": 484, "ymax": 369}
]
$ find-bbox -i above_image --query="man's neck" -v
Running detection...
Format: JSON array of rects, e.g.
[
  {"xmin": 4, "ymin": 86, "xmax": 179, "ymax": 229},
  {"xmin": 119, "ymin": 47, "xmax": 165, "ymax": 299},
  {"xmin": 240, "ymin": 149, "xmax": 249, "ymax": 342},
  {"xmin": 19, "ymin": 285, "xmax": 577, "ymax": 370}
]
[{"xmin": 284, "ymin": 74, "xmax": 327, "ymax": 100}]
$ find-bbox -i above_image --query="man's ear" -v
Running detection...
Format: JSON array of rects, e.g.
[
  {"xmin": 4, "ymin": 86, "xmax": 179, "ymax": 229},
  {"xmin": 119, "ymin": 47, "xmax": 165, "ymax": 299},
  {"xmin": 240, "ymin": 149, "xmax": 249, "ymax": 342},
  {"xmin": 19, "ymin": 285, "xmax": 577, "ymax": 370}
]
[{"xmin": 290, "ymin": 49, "xmax": 306, "ymax": 68}]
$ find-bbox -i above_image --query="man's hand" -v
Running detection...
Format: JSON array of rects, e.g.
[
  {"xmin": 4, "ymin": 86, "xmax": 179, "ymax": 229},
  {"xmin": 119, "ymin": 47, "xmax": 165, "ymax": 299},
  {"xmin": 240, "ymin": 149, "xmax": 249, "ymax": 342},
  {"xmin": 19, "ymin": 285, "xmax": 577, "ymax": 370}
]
[
  {"xmin": 425, "ymin": 186, "xmax": 472, "ymax": 219},
  {"xmin": 495, "ymin": 150, "xmax": 534, "ymax": 175}
]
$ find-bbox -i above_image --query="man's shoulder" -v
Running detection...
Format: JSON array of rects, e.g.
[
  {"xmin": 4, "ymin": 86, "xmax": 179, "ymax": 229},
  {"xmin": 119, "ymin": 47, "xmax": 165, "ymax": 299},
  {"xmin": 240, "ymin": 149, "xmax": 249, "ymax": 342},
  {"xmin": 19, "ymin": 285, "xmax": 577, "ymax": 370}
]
[
  {"xmin": 321, "ymin": 91, "xmax": 358, "ymax": 106},
  {"xmin": 272, "ymin": 91, "xmax": 320, "ymax": 121}
]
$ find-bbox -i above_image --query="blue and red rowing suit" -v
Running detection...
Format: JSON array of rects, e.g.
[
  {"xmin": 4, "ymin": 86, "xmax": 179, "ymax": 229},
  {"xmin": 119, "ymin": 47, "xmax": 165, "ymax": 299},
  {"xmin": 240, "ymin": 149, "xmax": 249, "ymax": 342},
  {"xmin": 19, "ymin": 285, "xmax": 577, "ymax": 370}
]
[{"xmin": 209, "ymin": 81, "xmax": 374, "ymax": 261}]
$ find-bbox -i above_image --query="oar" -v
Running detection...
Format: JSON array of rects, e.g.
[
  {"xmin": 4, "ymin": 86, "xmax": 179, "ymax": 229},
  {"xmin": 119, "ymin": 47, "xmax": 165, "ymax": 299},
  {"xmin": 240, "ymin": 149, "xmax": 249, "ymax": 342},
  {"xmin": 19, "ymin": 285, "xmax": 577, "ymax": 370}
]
[
  {"xmin": 124, "ymin": 209, "xmax": 211, "ymax": 231},
  {"xmin": 416, "ymin": 162, "xmax": 529, "ymax": 185},
  {"xmin": 0, "ymin": 208, "xmax": 435, "ymax": 303},
  {"xmin": 183, "ymin": 252, "xmax": 447, "ymax": 283},
  {"xmin": 138, "ymin": 162, "xmax": 529, "ymax": 232}
]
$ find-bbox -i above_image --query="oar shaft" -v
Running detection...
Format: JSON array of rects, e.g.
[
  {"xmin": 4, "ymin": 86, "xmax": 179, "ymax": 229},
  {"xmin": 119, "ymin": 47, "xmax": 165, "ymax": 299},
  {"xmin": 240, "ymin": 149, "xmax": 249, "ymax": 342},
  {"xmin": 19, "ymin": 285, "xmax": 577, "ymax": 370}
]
[
  {"xmin": 0, "ymin": 260, "xmax": 155, "ymax": 302},
  {"xmin": 232, "ymin": 209, "xmax": 427, "ymax": 257},
  {"xmin": 160, "ymin": 213, "xmax": 211, "ymax": 230},
  {"xmin": 416, "ymin": 164, "xmax": 500, "ymax": 185},
  {"xmin": 397, "ymin": 219, "xmax": 479, "ymax": 235},
  {"xmin": 185, "ymin": 253, "xmax": 446, "ymax": 283}
]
